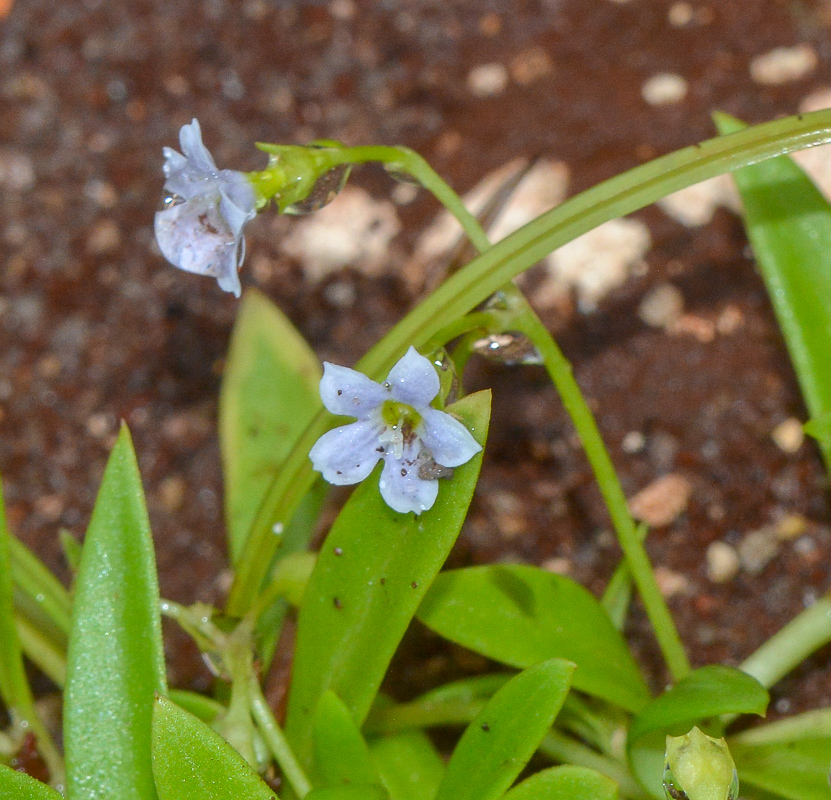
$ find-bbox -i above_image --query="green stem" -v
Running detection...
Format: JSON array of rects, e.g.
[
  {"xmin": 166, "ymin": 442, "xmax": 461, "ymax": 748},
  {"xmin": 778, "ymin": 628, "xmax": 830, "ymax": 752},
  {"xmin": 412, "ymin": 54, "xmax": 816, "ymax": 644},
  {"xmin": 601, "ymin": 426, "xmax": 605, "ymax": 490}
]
[
  {"xmin": 249, "ymin": 676, "xmax": 312, "ymax": 798},
  {"xmin": 739, "ymin": 592, "xmax": 831, "ymax": 690},
  {"xmin": 228, "ymin": 108, "xmax": 831, "ymax": 617},
  {"xmin": 540, "ymin": 730, "xmax": 648, "ymax": 799}
]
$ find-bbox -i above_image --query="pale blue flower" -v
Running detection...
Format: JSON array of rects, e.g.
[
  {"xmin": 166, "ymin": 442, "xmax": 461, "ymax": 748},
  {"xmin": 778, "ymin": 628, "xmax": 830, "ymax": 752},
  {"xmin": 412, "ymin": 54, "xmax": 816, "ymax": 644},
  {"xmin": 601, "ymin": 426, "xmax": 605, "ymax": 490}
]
[
  {"xmin": 310, "ymin": 347, "xmax": 482, "ymax": 514},
  {"xmin": 154, "ymin": 119, "xmax": 256, "ymax": 297}
]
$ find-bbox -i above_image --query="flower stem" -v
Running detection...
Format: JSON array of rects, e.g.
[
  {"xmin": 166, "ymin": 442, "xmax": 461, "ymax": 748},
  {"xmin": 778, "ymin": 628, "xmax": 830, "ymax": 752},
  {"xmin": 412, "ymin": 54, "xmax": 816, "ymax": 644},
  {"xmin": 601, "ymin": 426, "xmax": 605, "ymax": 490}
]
[
  {"xmin": 249, "ymin": 676, "xmax": 312, "ymax": 798},
  {"xmin": 738, "ymin": 592, "xmax": 831, "ymax": 690},
  {"xmin": 228, "ymin": 109, "xmax": 831, "ymax": 617}
]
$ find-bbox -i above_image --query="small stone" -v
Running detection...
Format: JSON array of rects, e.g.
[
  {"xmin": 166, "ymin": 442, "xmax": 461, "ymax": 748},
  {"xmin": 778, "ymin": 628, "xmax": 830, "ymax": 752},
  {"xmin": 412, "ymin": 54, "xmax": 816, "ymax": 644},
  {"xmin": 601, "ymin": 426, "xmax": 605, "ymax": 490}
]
[
  {"xmin": 622, "ymin": 430, "xmax": 646, "ymax": 454},
  {"xmin": 159, "ymin": 475, "xmax": 187, "ymax": 512},
  {"xmin": 638, "ymin": 282, "xmax": 684, "ymax": 329},
  {"xmin": 541, "ymin": 557, "xmax": 571, "ymax": 575},
  {"xmin": 35, "ymin": 494, "xmax": 64, "ymax": 522},
  {"xmin": 750, "ymin": 44, "xmax": 818, "ymax": 85},
  {"xmin": 668, "ymin": 313, "xmax": 715, "ymax": 343},
  {"xmin": 467, "ymin": 63, "xmax": 509, "ymax": 97},
  {"xmin": 0, "ymin": 149, "xmax": 35, "ymax": 191},
  {"xmin": 774, "ymin": 513, "xmax": 807, "ymax": 541},
  {"xmin": 654, "ymin": 566, "xmax": 689, "ymax": 598},
  {"xmin": 86, "ymin": 220, "xmax": 121, "ymax": 255},
  {"xmin": 738, "ymin": 527, "xmax": 780, "ymax": 574},
  {"xmin": 510, "ymin": 47, "xmax": 553, "ymax": 85},
  {"xmin": 706, "ymin": 541, "xmax": 740, "ymax": 583},
  {"xmin": 86, "ymin": 412, "xmax": 114, "ymax": 439},
  {"xmin": 667, "ymin": 2, "xmax": 694, "ymax": 26},
  {"xmin": 641, "ymin": 73, "xmax": 688, "ymax": 105},
  {"xmin": 716, "ymin": 305, "xmax": 744, "ymax": 335},
  {"xmin": 628, "ymin": 474, "xmax": 692, "ymax": 527},
  {"xmin": 771, "ymin": 417, "xmax": 804, "ymax": 453}
]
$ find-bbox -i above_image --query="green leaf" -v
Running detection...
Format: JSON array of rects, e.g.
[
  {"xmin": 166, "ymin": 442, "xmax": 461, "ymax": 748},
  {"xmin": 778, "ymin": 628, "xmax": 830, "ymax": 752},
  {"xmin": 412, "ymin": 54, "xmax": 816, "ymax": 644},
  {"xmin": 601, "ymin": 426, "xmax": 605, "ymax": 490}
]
[
  {"xmin": 304, "ymin": 788, "xmax": 388, "ymax": 800},
  {"xmin": 417, "ymin": 564, "xmax": 651, "ymax": 712},
  {"xmin": 368, "ymin": 730, "xmax": 444, "ymax": 800},
  {"xmin": 285, "ymin": 391, "xmax": 491, "ymax": 766},
  {"xmin": 220, "ymin": 289, "xmax": 322, "ymax": 563},
  {"xmin": 312, "ymin": 691, "xmax": 381, "ymax": 789},
  {"xmin": 502, "ymin": 765, "xmax": 619, "ymax": 800},
  {"xmin": 151, "ymin": 696, "xmax": 279, "ymax": 800},
  {"xmin": 714, "ymin": 112, "xmax": 831, "ymax": 470},
  {"xmin": 627, "ymin": 665, "xmax": 768, "ymax": 798},
  {"xmin": 64, "ymin": 425, "xmax": 167, "ymax": 800},
  {"xmin": 0, "ymin": 764, "xmax": 63, "ymax": 800},
  {"xmin": 729, "ymin": 711, "xmax": 831, "ymax": 800},
  {"xmin": 433, "ymin": 658, "xmax": 574, "ymax": 800},
  {"xmin": 731, "ymin": 739, "xmax": 831, "ymax": 800}
]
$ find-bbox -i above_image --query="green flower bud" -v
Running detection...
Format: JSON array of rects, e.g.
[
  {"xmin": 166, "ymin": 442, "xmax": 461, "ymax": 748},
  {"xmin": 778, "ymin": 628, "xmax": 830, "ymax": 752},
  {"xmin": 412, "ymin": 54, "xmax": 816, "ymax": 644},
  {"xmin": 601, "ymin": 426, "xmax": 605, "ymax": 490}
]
[{"xmin": 663, "ymin": 727, "xmax": 738, "ymax": 800}]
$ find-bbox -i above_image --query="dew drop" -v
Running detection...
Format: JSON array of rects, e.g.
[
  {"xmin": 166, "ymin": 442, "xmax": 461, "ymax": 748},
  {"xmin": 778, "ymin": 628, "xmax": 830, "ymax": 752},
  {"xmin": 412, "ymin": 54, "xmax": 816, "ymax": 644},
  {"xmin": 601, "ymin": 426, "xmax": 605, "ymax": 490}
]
[
  {"xmin": 160, "ymin": 192, "xmax": 185, "ymax": 211},
  {"xmin": 472, "ymin": 331, "xmax": 543, "ymax": 365},
  {"xmin": 284, "ymin": 164, "xmax": 352, "ymax": 215},
  {"xmin": 272, "ymin": 522, "xmax": 284, "ymax": 535}
]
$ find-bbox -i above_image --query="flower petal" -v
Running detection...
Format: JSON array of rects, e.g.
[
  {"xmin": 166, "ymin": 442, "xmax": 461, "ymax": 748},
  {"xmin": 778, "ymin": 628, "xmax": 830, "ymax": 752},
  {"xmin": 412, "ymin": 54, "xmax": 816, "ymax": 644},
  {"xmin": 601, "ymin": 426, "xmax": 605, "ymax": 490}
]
[
  {"xmin": 178, "ymin": 119, "xmax": 219, "ymax": 175},
  {"xmin": 319, "ymin": 362, "xmax": 388, "ymax": 419},
  {"xmin": 309, "ymin": 420, "xmax": 383, "ymax": 485},
  {"xmin": 387, "ymin": 347, "xmax": 439, "ymax": 409},
  {"xmin": 378, "ymin": 445, "xmax": 439, "ymax": 514},
  {"xmin": 154, "ymin": 196, "xmax": 243, "ymax": 296},
  {"xmin": 419, "ymin": 407, "xmax": 482, "ymax": 467}
]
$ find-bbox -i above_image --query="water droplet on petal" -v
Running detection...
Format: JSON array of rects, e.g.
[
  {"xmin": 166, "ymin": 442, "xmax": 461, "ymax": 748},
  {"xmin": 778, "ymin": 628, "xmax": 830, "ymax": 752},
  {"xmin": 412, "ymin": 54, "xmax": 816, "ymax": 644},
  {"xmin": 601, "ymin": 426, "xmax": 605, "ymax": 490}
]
[
  {"xmin": 284, "ymin": 164, "xmax": 352, "ymax": 214},
  {"xmin": 160, "ymin": 192, "xmax": 185, "ymax": 211}
]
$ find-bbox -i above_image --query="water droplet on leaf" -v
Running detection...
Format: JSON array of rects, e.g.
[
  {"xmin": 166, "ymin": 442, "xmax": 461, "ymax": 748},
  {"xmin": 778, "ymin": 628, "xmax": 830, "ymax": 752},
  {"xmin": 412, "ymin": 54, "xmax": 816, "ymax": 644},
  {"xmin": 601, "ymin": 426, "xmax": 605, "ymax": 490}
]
[{"xmin": 472, "ymin": 332, "xmax": 543, "ymax": 365}]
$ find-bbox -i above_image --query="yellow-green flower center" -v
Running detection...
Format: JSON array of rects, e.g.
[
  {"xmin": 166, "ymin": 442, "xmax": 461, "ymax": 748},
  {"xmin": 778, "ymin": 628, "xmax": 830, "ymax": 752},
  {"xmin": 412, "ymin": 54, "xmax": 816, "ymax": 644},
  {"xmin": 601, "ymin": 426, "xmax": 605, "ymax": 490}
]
[{"xmin": 378, "ymin": 400, "xmax": 423, "ymax": 460}]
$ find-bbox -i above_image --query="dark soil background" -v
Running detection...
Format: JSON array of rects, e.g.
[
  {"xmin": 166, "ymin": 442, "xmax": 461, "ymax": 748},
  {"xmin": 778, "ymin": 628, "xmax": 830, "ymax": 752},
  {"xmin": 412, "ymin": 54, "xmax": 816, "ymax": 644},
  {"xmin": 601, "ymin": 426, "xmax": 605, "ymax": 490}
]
[{"xmin": 2, "ymin": 0, "xmax": 831, "ymax": 720}]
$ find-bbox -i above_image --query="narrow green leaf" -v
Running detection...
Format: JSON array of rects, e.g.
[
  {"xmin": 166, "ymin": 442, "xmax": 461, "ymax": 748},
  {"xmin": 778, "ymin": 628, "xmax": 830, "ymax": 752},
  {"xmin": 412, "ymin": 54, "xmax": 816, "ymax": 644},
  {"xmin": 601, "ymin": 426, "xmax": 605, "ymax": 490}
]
[
  {"xmin": 312, "ymin": 691, "xmax": 380, "ymax": 789},
  {"xmin": 151, "ymin": 696, "xmax": 279, "ymax": 800},
  {"xmin": 220, "ymin": 289, "xmax": 322, "ymax": 563},
  {"xmin": 434, "ymin": 658, "xmax": 574, "ymax": 800},
  {"xmin": 731, "ymin": 738, "xmax": 831, "ymax": 800},
  {"xmin": 285, "ymin": 391, "xmax": 490, "ymax": 766},
  {"xmin": 0, "ymin": 482, "xmax": 37, "ymax": 724},
  {"xmin": 64, "ymin": 425, "xmax": 167, "ymax": 800},
  {"xmin": 305, "ymin": 788, "xmax": 388, "ymax": 800},
  {"xmin": 368, "ymin": 730, "xmax": 444, "ymax": 800},
  {"xmin": 417, "ymin": 564, "xmax": 651, "ymax": 712},
  {"xmin": 0, "ymin": 764, "xmax": 63, "ymax": 800},
  {"xmin": 502, "ymin": 765, "xmax": 619, "ymax": 800},
  {"xmin": 714, "ymin": 112, "xmax": 831, "ymax": 469},
  {"xmin": 167, "ymin": 689, "xmax": 225, "ymax": 724},
  {"xmin": 627, "ymin": 665, "xmax": 768, "ymax": 798}
]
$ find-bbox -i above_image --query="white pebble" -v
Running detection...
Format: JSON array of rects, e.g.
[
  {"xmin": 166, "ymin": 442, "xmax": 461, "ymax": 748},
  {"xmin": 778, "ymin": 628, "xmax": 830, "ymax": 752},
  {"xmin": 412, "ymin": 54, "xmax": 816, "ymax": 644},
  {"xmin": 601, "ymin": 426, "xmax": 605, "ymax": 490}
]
[
  {"xmin": 750, "ymin": 44, "xmax": 818, "ymax": 86},
  {"xmin": 638, "ymin": 283, "xmax": 684, "ymax": 329},
  {"xmin": 771, "ymin": 418, "xmax": 804, "ymax": 454},
  {"xmin": 706, "ymin": 541, "xmax": 740, "ymax": 583},
  {"xmin": 628, "ymin": 473, "xmax": 692, "ymax": 528},
  {"xmin": 467, "ymin": 63, "xmax": 509, "ymax": 97},
  {"xmin": 641, "ymin": 73, "xmax": 688, "ymax": 106}
]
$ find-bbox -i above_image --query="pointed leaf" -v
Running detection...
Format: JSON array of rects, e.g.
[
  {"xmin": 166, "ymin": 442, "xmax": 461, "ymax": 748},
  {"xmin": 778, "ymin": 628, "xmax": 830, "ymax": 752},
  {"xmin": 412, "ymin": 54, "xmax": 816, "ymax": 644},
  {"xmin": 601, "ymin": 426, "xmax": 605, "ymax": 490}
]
[
  {"xmin": 502, "ymin": 765, "xmax": 619, "ymax": 800},
  {"xmin": 285, "ymin": 392, "xmax": 490, "ymax": 766},
  {"xmin": 627, "ymin": 665, "xmax": 768, "ymax": 798},
  {"xmin": 312, "ymin": 691, "xmax": 381, "ymax": 789},
  {"xmin": 220, "ymin": 289, "xmax": 322, "ymax": 562},
  {"xmin": 0, "ymin": 764, "xmax": 63, "ymax": 800},
  {"xmin": 731, "ymin": 738, "xmax": 831, "ymax": 800},
  {"xmin": 417, "ymin": 564, "xmax": 650, "ymax": 712},
  {"xmin": 151, "ymin": 696, "xmax": 279, "ymax": 800},
  {"xmin": 434, "ymin": 658, "xmax": 574, "ymax": 800},
  {"xmin": 64, "ymin": 425, "xmax": 167, "ymax": 800},
  {"xmin": 714, "ymin": 112, "xmax": 831, "ymax": 469},
  {"xmin": 368, "ymin": 729, "xmax": 444, "ymax": 800}
]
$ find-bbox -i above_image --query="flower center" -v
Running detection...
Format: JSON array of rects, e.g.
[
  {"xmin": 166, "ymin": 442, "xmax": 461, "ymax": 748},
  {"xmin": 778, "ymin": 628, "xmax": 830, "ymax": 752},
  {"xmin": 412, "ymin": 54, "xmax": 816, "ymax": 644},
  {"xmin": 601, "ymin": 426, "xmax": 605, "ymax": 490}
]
[{"xmin": 378, "ymin": 400, "xmax": 423, "ymax": 460}]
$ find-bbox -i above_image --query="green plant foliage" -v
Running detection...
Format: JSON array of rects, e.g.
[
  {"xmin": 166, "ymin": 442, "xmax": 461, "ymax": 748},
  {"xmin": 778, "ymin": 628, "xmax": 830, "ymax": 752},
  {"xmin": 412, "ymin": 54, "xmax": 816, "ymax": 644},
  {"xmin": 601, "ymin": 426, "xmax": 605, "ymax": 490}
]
[
  {"xmin": 627, "ymin": 666, "xmax": 768, "ymax": 798},
  {"xmin": 285, "ymin": 391, "xmax": 491, "ymax": 766},
  {"xmin": 64, "ymin": 425, "xmax": 167, "ymax": 800},
  {"xmin": 368, "ymin": 729, "xmax": 445, "ymax": 800},
  {"xmin": 220, "ymin": 288, "xmax": 323, "ymax": 563},
  {"xmin": 433, "ymin": 659, "xmax": 574, "ymax": 800},
  {"xmin": 729, "ymin": 710, "xmax": 831, "ymax": 800},
  {"xmin": 417, "ymin": 564, "xmax": 651, "ymax": 712},
  {"xmin": 312, "ymin": 691, "xmax": 381, "ymax": 789},
  {"xmin": 0, "ymin": 764, "xmax": 63, "ymax": 800},
  {"xmin": 151, "ymin": 696, "xmax": 279, "ymax": 800},
  {"xmin": 502, "ymin": 765, "xmax": 619, "ymax": 800},
  {"xmin": 304, "ymin": 788, "xmax": 388, "ymax": 800},
  {"xmin": 714, "ymin": 113, "xmax": 831, "ymax": 470}
]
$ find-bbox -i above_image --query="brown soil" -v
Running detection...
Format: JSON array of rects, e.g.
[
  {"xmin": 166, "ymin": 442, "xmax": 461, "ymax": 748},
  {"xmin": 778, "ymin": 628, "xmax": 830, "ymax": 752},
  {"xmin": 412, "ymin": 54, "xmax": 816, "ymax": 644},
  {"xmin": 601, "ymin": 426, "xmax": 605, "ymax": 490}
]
[{"xmin": 2, "ymin": 0, "xmax": 831, "ymax": 716}]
